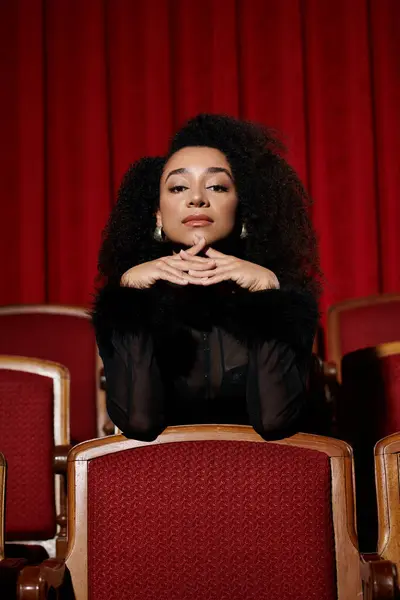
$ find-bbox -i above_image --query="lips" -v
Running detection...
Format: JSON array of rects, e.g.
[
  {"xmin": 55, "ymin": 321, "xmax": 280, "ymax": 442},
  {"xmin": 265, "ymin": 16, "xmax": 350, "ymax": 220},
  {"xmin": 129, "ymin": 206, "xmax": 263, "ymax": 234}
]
[{"xmin": 182, "ymin": 214, "xmax": 213, "ymax": 227}]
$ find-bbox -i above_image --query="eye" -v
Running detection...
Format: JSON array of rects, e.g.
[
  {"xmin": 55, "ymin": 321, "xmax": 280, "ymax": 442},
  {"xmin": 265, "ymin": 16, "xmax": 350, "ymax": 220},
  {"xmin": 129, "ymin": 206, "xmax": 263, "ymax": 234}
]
[
  {"xmin": 207, "ymin": 184, "xmax": 229, "ymax": 192},
  {"xmin": 169, "ymin": 185, "xmax": 188, "ymax": 194}
]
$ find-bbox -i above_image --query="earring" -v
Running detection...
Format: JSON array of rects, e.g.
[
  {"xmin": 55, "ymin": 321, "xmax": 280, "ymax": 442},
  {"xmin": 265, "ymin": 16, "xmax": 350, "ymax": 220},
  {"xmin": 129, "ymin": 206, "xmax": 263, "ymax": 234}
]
[
  {"xmin": 153, "ymin": 225, "xmax": 165, "ymax": 242},
  {"xmin": 240, "ymin": 223, "xmax": 248, "ymax": 239}
]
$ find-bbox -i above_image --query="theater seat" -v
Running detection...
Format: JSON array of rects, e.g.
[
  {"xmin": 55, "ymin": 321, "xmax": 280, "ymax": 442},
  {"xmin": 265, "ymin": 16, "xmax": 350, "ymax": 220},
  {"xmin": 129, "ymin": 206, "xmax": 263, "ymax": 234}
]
[
  {"xmin": 0, "ymin": 356, "xmax": 70, "ymax": 559},
  {"xmin": 0, "ymin": 454, "xmax": 28, "ymax": 600},
  {"xmin": 328, "ymin": 293, "xmax": 400, "ymax": 381},
  {"xmin": 337, "ymin": 341, "xmax": 400, "ymax": 552},
  {"xmin": 0, "ymin": 305, "xmax": 108, "ymax": 443},
  {"xmin": 17, "ymin": 425, "xmax": 395, "ymax": 600}
]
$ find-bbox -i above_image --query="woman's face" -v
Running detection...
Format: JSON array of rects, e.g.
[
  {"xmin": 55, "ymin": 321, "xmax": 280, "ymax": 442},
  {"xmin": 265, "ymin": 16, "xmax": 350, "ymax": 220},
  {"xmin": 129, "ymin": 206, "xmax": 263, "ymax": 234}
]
[{"xmin": 158, "ymin": 146, "xmax": 239, "ymax": 246}]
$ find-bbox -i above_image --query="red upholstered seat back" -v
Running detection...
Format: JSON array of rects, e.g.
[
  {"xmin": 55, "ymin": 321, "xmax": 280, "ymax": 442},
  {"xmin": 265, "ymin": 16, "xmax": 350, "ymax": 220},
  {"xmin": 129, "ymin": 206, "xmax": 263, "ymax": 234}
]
[
  {"xmin": 0, "ymin": 312, "xmax": 97, "ymax": 443},
  {"xmin": 0, "ymin": 370, "xmax": 56, "ymax": 540},
  {"xmin": 87, "ymin": 441, "xmax": 336, "ymax": 600},
  {"xmin": 331, "ymin": 298, "xmax": 400, "ymax": 359}
]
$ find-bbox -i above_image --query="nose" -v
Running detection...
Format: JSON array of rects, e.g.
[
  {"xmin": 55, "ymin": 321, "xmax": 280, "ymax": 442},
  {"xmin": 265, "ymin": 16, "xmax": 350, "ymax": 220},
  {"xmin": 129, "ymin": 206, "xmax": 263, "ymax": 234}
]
[{"xmin": 187, "ymin": 190, "xmax": 210, "ymax": 208}]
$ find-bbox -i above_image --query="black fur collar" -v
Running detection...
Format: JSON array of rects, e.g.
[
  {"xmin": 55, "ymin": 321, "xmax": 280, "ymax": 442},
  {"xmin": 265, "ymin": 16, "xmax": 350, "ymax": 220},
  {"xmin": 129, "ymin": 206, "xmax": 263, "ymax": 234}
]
[{"xmin": 92, "ymin": 282, "xmax": 318, "ymax": 357}]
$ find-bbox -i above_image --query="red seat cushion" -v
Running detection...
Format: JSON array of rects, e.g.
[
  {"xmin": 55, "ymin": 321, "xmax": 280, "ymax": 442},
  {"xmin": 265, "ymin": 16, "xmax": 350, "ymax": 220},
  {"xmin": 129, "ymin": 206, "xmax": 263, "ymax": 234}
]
[
  {"xmin": 0, "ymin": 312, "xmax": 97, "ymax": 443},
  {"xmin": 337, "ymin": 300, "xmax": 400, "ymax": 357},
  {"xmin": 0, "ymin": 370, "xmax": 56, "ymax": 540},
  {"xmin": 87, "ymin": 441, "xmax": 336, "ymax": 600}
]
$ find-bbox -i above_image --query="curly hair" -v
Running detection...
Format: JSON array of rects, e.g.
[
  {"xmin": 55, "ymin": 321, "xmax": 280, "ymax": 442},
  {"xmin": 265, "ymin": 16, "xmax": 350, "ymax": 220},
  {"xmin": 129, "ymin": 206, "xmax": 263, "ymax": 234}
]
[{"xmin": 97, "ymin": 114, "xmax": 321, "ymax": 296}]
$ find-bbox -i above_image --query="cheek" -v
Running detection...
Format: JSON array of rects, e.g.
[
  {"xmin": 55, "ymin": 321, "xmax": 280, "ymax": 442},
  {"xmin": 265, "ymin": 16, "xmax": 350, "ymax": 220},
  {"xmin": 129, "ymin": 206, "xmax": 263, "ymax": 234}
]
[
  {"xmin": 158, "ymin": 195, "xmax": 176, "ymax": 223},
  {"xmin": 216, "ymin": 196, "xmax": 239, "ymax": 224}
]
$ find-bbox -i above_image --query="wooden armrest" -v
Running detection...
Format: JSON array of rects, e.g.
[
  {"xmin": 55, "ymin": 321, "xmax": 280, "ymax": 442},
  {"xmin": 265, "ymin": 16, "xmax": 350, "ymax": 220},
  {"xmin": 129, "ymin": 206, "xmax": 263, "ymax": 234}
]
[
  {"xmin": 0, "ymin": 557, "xmax": 28, "ymax": 570},
  {"xmin": 53, "ymin": 445, "xmax": 72, "ymax": 474},
  {"xmin": 103, "ymin": 417, "xmax": 115, "ymax": 436},
  {"xmin": 310, "ymin": 355, "xmax": 338, "ymax": 387},
  {"xmin": 100, "ymin": 367, "xmax": 106, "ymax": 391},
  {"xmin": 99, "ymin": 367, "xmax": 115, "ymax": 435},
  {"xmin": 17, "ymin": 559, "xmax": 70, "ymax": 600},
  {"xmin": 322, "ymin": 360, "xmax": 338, "ymax": 383},
  {"xmin": 360, "ymin": 554, "xmax": 398, "ymax": 599},
  {"xmin": 0, "ymin": 558, "xmax": 28, "ymax": 599}
]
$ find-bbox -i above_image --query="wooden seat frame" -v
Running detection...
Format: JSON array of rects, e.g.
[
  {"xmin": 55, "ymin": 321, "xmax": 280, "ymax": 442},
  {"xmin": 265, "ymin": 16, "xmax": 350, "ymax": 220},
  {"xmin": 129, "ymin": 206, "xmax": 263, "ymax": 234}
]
[
  {"xmin": 328, "ymin": 293, "xmax": 400, "ymax": 382},
  {"xmin": 0, "ymin": 356, "xmax": 70, "ymax": 558},
  {"xmin": 0, "ymin": 304, "xmax": 109, "ymax": 437},
  {"xmin": 375, "ymin": 425, "xmax": 400, "ymax": 590},
  {"xmin": 0, "ymin": 453, "xmax": 30, "ymax": 596},
  {"xmin": 17, "ymin": 425, "xmax": 397, "ymax": 599},
  {"xmin": 0, "ymin": 453, "xmax": 5, "ymax": 562}
]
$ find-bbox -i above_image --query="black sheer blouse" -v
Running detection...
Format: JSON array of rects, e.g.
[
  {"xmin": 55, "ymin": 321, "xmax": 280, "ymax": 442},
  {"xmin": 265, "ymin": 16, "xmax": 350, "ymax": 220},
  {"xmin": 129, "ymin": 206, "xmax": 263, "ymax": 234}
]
[{"xmin": 93, "ymin": 283, "xmax": 318, "ymax": 441}]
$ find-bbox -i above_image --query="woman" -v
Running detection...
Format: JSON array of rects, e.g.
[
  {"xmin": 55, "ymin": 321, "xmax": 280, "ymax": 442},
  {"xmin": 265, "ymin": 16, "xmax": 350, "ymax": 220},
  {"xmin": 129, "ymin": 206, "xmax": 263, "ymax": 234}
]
[{"xmin": 92, "ymin": 114, "xmax": 321, "ymax": 441}]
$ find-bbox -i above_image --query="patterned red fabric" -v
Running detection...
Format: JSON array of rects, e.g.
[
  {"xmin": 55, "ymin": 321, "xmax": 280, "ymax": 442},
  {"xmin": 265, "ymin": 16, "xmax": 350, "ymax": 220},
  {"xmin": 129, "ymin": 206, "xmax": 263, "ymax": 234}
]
[
  {"xmin": 337, "ymin": 300, "xmax": 400, "ymax": 357},
  {"xmin": 0, "ymin": 370, "xmax": 56, "ymax": 540},
  {"xmin": 0, "ymin": 312, "xmax": 97, "ymax": 442},
  {"xmin": 87, "ymin": 441, "xmax": 336, "ymax": 600}
]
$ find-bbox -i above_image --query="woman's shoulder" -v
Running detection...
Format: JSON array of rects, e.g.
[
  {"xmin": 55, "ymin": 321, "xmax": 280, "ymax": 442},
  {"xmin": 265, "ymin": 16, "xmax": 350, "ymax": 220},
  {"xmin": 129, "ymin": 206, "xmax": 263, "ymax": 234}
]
[{"xmin": 217, "ymin": 284, "xmax": 319, "ymax": 355}]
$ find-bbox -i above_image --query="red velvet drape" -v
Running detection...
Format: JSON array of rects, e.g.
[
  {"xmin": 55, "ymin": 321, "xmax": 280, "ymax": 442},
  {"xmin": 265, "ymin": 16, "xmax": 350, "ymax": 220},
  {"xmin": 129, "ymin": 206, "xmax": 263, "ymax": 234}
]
[{"xmin": 1, "ymin": 0, "xmax": 399, "ymax": 320}]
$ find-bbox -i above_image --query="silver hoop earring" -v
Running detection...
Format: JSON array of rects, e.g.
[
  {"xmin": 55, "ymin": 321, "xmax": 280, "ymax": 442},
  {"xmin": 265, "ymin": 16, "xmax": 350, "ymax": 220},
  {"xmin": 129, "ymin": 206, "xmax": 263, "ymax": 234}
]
[
  {"xmin": 153, "ymin": 225, "xmax": 165, "ymax": 242},
  {"xmin": 240, "ymin": 223, "xmax": 248, "ymax": 239}
]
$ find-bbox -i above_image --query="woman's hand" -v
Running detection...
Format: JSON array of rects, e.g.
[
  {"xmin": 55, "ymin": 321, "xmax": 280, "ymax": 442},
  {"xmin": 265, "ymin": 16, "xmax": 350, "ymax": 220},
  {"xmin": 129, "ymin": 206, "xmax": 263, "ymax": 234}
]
[
  {"xmin": 182, "ymin": 247, "xmax": 280, "ymax": 292},
  {"xmin": 120, "ymin": 237, "xmax": 214, "ymax": 289}
]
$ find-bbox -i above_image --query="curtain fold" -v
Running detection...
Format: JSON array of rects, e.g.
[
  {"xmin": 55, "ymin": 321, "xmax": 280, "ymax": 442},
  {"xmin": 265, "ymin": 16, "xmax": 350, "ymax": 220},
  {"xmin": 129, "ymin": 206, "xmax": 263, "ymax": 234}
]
[
  {"xmin": 1, "ymin": 0, "xmax": 399, "ymax": 316},
  {"xmin": 369, "ymin": 0, "xmax": 400, "ymax": 293},
  {"xmin": 45, "ymin": 0, "xmax": 111, "ymax": 304},
  {"xmin": 238, "ymin": 0, "xmax": 308, "ymax": 180},
  {"xmin": 1, "ymin": 0, "xmax": 46, "ymax": 303},
  {"xmin": 302, "ymin": 0, "xmax": 380, "ymax": 315}
]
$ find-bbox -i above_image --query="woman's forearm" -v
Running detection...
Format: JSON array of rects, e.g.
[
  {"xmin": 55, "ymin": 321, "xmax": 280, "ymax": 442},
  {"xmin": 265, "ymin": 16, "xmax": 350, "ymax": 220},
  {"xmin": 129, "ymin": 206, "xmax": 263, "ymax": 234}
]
[
  {"xmin": 246, "ymin": 340, "xmax": 309, "ymax": 440},
  {"xmin": 99, "ymin": 330, "xmax": 166, "ymax": 441}
]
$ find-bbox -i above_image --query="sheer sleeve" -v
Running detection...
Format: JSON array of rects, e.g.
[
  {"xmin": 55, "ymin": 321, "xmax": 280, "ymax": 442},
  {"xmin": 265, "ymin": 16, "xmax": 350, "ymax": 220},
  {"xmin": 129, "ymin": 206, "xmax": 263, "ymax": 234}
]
[
  {"xmin": 246, "ymin": 340, "xmax": 310, "ymax": 440},
  {"xmin": 98, "ymin": 330, "xmax": 166, "ymax": 441},
  {"xmin": 220, "ymin": 285, "xmax": 318, "ymax": 440}
]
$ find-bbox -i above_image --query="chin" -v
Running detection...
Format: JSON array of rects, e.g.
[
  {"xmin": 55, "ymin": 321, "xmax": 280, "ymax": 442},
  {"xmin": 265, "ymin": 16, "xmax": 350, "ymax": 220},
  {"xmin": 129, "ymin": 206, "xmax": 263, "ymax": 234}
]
[
  {"xmin": 168, "ymin": 229, "xmax": 212, "ymax": 247},
  {"xmin": 165, "ymin": 226, "xmax": 234, "ymax": 248}
]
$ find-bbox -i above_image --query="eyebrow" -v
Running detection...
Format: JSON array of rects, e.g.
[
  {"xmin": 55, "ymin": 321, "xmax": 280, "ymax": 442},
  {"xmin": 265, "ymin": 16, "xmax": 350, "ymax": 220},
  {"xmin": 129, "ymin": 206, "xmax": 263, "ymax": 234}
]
[{"xmin": 165, "ymin": 167, "xmax": 233, "ymax": 182}]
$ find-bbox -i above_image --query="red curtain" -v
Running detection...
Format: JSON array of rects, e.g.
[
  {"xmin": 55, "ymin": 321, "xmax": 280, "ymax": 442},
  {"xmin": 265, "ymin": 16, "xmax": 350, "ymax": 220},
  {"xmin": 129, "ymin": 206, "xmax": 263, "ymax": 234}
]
[{"xmin": 1, "ymin": 0, "xmax": 399, "ymax": 321}]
